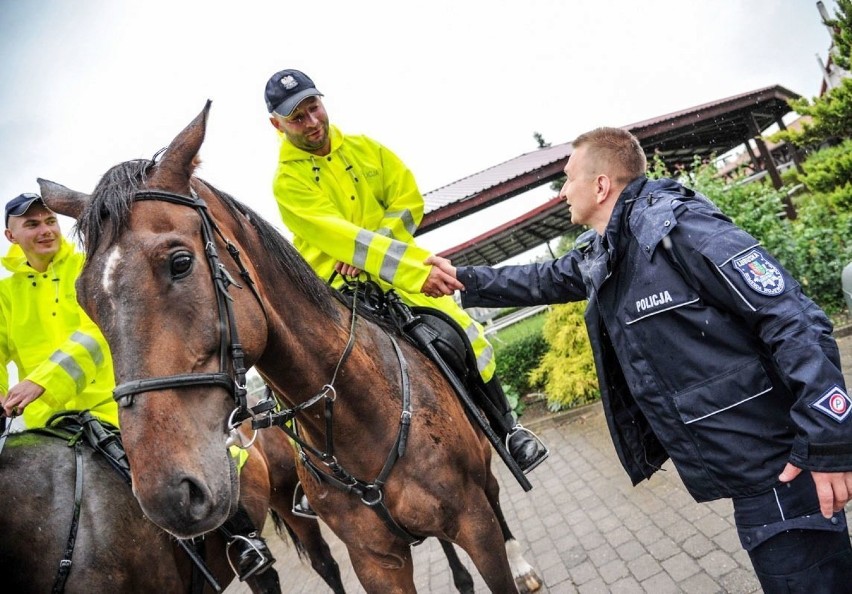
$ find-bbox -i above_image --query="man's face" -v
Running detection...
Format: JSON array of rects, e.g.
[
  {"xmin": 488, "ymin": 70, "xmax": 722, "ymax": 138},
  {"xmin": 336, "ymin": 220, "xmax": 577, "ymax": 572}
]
[
  {"xmin": 270, "ymin": 96, "xmax": 330, "ymax": 155},
  {"xmin": 559, "ymin": 146, "xmax": 597, "ymax": 227},
  {"xmin": 4, "ymin": 204, "xmax": 62, "ymax": 263}
]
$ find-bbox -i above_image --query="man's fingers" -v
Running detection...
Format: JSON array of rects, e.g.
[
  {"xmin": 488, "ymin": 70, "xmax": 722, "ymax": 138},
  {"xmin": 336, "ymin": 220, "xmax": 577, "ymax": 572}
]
[{"xmin": 778, "ymin": 462, "xmax": 801, "ymax": 483}]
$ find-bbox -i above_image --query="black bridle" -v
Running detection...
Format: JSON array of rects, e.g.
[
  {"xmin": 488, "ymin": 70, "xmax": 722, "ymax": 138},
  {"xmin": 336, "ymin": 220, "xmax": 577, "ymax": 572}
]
[{"xmin": 111, "ymin": 189, "xmax": 263, "ymax": 425}]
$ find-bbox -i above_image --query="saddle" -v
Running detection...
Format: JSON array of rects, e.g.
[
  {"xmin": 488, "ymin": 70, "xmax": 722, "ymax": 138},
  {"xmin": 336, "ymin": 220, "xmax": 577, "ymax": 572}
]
[
  {"xmin": 43, "ymin": 410, "xmax": 131, "ymax": 482},
  {"xmin": 336, "ymin": 279, "xmax": 471, "ymax": 382}
]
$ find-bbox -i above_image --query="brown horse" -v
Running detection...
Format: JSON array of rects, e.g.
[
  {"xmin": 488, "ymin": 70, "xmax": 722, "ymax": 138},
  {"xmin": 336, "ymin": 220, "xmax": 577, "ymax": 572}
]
[
  {"xmin": 0, "ymin": 413, "xmax": 344, "ymax": 593},
  {"xmin": 40, "ymin": 102, "xmax": 542, "ymax": 593}
]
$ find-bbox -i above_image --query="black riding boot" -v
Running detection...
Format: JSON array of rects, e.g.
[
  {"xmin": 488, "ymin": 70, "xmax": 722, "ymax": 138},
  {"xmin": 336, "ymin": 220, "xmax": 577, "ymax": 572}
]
[
  {"xmin": 479, "ymin": 377, "xmax": 549, "ymax": 474},
  {"xmin": 222, "ymin": 505, "xmax": 280, "ymax": 589}
]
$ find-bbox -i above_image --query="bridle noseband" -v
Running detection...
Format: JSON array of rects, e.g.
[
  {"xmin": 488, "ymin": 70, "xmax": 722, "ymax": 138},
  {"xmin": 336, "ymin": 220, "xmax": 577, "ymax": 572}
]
[{"xmin": 111, "ymin": 189, "xmax": 264, "ymax": 434}]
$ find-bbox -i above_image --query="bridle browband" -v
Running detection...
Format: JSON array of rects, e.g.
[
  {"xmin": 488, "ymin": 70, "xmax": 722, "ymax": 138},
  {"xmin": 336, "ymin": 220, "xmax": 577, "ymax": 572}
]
[{"xmin": 111, "ymin": 189, "xmax": 265, "ymax": 428}]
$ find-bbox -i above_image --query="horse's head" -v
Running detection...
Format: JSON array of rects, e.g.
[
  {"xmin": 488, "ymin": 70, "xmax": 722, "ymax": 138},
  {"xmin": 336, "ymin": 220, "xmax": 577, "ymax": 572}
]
[{"xmin": 40, "ymin": 102, "xmax": 269, "ymax": 538}]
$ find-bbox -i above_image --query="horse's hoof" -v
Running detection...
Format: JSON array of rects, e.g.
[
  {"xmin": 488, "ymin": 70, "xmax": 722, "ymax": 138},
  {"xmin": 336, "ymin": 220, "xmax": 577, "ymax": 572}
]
[{"xmin": 515, "ymin": 570, "xmax": 543, "ymax": 593}]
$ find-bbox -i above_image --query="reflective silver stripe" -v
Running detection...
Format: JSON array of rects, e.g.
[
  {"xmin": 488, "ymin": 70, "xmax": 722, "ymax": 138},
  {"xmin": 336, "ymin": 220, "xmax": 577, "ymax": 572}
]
[
  {"xmin": 353, "ymin": 229, "xmax": 373, "ymax": 269},
  {"xmin": 71, "ymin": 331, "xmax": 104, "ymax": 365},
  {"xmin": 379, "ymin": 240, "xmax": 407, "ymax": 284},
  {"xmin": 385, "ymin": 209, "xmax": 417, "ymax": 236},
  {"xmin": 463, "ymin": 321, "xmax": 480, "ymax": 344},
  {"xmin": 375, "ymin": 227, "xmax": 393, "ymax": 238},
  {"xmin": 466, "ymin": 320, "xmax": 494, "ymax": 373},
  {"xmin": 717, "ymin": 263, "xmax": 757, "ymax": 311},
  {"xmin": 683, "ymin": 388, "xmax": 769, "ymax": 424},
  {"xmin": 49, "ymin": 350, "xmax": 87, "ymax": 392},
  {"xmin": 625, "ymin": 298, "xmax": 700, "ymax": 325},
  {"xmin": 476, "ymin": 343, "xmax": 494, "ymax": 373}
]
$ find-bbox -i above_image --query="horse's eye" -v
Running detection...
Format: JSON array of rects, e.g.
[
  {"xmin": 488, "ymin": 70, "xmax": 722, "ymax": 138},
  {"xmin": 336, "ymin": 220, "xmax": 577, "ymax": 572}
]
[{"xmin": 170, "ymin": 252, "xmax": 194, "ymax": 278}]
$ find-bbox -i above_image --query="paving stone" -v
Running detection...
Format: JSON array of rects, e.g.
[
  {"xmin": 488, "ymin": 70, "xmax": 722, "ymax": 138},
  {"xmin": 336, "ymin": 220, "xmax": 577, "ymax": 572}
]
[
  {"xmin": 661, "ymin": 551, "xmax": 701, "ymax": 581},
  {"xmin": 626, "ymin": 553, "xmax": 661, "ymax": 582}
]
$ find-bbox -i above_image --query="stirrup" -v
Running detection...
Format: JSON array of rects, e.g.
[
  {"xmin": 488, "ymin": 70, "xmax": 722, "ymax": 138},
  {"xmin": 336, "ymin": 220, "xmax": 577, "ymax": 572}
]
[
  {"xmin": 226, "ymin": 534, "xmax": 273, "ymax": 581},
  {"xmin": 292, "ymin": 481, "xmax": 318, "ymax": 519},
  {"xmin": 506, "ymin": 424, "xmax": 550, "ymax": 474}
]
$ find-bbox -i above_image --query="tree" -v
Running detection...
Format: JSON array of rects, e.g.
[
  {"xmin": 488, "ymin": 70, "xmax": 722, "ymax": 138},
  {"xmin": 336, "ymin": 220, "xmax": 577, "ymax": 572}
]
[
  {"xmin": 828, "ymin": 0, "xmax": 852, "ymax": 71},
  {"xmin": 774, "ymin": 0, "xmax": 852, "ymax": 146}
]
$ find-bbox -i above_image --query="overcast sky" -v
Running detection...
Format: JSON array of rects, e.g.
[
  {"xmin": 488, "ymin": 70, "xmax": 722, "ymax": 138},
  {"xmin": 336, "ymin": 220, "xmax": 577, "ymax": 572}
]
[{"xmin": 0, "ymin": 0, "xmax": 837, "ymax": 259}]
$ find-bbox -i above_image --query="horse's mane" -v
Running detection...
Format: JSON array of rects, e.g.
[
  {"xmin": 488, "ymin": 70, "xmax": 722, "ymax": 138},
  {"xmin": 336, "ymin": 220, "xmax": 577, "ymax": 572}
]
[
  {"xmin": 198, "ymin": 180, "xmax": 340, "ymax": 320},
  {"xmin": 76, "ymin": 159, "xmax": 340, "ymax": 320}
]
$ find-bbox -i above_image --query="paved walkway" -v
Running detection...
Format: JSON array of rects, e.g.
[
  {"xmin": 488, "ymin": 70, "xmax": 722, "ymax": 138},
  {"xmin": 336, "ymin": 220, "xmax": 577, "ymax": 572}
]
[{"xmin": 226, "ymin": 332, "xmax": 852, "ymax": 593}]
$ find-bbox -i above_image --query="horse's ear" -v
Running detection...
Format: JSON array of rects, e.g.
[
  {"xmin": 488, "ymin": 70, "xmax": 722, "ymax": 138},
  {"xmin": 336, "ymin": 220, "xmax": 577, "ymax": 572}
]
[
  {"xmin": 38, "ymin": 178, "xmax": 91, "ymax": 221},
  {"xmin": 148, "ymin": 100, "xmax": 211, "ymax": 189}
]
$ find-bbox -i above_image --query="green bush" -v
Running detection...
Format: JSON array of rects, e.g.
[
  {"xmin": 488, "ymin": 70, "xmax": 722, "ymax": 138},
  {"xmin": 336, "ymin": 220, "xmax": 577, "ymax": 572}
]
[
  {"xmin": 529, "ymin": 302, "xmax": 600, "ymax": 411},
  {"xmin": 493, "ymin": 331, "xmax": 548, "ymax": 399}
]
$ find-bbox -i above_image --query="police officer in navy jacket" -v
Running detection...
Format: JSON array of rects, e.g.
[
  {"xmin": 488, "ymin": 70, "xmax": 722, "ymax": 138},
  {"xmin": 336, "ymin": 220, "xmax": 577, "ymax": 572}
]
[{"xmin": 426, "ymin": 127, "xmax": 852, "ymax": 592}]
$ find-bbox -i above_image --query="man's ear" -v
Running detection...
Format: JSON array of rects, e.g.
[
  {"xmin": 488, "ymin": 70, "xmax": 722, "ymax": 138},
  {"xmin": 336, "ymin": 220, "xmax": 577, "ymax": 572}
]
[
  {"xmin": 595, "ymin": 174, "xmax": 612, "ymax": 204},
  {"xmin": 269, "ymin": 116, "xmax": 284, "ymax": 133},
  {"xmin": 4, "ymin": 228, "xmax": 15, "ymax": 243}
]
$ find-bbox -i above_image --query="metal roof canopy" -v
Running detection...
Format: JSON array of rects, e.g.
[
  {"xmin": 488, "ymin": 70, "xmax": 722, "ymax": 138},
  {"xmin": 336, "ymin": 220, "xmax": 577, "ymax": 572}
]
[{"xmin": 419, "ymin": 85, "xmax": 799, "ymax": 265}]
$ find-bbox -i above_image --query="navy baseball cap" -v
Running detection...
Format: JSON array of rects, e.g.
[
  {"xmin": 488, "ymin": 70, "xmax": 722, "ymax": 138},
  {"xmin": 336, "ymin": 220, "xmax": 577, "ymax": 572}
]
[
  {"xmin": 5, "ymin": 193, "xmax": 44, "ymax": 227},
  {"xmin": 264, "ymin": 69, "xmax": 323, "ymax": 116}
]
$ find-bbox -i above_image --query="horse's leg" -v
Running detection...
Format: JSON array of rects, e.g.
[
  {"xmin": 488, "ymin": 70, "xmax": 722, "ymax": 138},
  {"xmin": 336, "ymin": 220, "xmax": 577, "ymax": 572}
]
[
  {"xmin": 267, "ymin": 509, "xmax": 345, "ymax": 593},
  {"xmin": 259, "ymin": 430, "xmax": 346, "ymax": 594},
  {"xmin": 439, "ymin": 539, "xmax": 475, "ymax": 594},
  {"xmin": 451, "ymin": 490, "xmax": 520, "ymax": 594},
  {"xmin": 483, "ymin": 455, "xmax": 543, "ymax": 593},
  {"xmin": 345, "ymin": 541, "xmax": 416, "ymax": 594}
]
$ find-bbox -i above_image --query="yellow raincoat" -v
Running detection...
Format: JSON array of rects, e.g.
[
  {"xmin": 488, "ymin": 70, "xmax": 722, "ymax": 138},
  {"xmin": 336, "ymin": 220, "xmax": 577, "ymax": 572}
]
[
  {"xmin": 272, "ymin": 125, "xmax": 496, "ymax": 381},
  {"xmin": 0, "ymin": 238, "xmax": 119, "ymax": 428}
]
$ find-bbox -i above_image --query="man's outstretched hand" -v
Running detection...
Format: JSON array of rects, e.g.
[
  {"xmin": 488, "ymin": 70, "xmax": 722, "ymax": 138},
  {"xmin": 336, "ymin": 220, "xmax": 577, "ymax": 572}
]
[{"xmin": 421, "ymin": 255, "xmax": 464, "ymax": 298}]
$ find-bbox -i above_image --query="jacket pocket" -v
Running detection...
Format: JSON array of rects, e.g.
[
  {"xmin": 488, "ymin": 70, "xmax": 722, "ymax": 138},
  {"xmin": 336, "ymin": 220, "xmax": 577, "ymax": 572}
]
[
  {"xmin": 673, "ymin": 359, "xmax": 771, "ymax": 424},
  {"xmin": 672, "ymin": 359, "xmax": 790, "ymax": 496}
]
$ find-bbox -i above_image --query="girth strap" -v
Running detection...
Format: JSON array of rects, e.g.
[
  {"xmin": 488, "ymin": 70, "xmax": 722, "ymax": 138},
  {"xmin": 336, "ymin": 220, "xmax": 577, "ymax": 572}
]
[{"xmin": 51, "ymin": 438, "xmax": 83, "ymax": 594}]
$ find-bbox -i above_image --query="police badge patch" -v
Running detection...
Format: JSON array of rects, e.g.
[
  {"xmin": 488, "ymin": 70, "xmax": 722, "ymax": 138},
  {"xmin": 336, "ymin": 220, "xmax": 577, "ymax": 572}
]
[
  {"xmin": 811, "ymin": 385, "xmax": 852, "ymax": 423},
  {"xmin": 732, "ymin": 249, "xmax": 785, "ymax": 296}
]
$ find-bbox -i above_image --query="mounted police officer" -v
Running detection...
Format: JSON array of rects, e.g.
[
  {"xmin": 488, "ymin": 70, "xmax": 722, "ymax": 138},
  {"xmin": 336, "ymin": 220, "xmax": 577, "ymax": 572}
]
[
  {"xmin": 264, "ymin": 69, "xmax": 548, "ymax": 502},
  {"xmin": 1, "ymin": 193, "xmax": 118, "ymax": 427},
  {"xmin": 427, "ymin": 127, "xmax": 852, "ymax": 592}
]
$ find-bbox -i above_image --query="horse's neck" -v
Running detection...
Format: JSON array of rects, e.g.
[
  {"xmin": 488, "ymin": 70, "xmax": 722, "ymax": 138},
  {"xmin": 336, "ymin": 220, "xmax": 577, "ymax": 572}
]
[{"xmin": 259, "ymin": 290, "xmax": 387, "ymax": 405}]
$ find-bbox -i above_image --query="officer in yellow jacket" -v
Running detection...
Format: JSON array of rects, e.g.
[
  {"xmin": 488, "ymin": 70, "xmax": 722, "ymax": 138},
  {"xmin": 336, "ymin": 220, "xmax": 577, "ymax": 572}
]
[
  {"xmin": 265, "ymin": 69, "xmax": 548, "ymax": 477},
  {"xmin": 1, "ymin": 193, "xmax": 118, "ymax": 427}
]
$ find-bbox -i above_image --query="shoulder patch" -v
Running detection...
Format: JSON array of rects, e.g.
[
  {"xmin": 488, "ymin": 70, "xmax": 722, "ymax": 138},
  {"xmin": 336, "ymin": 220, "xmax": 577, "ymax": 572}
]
[
  {"xmin": 732, "ymin": 250, "xmax": 784, "ymax": 296},
  {"xmin": 811, "ymin": 385, "xmax": 852, "ymax": 423}
]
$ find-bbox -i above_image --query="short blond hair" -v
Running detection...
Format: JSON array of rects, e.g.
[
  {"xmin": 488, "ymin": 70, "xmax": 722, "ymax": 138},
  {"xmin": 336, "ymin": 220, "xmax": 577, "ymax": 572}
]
[{"xmin": 572, "ymin": 127, "xmax": 647, "ymax": 185}]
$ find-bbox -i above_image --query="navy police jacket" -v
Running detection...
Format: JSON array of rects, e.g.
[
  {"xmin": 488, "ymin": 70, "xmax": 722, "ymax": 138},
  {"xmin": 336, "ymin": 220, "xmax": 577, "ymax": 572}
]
[{"xmin": 458, "ymin": 176, "xmax": 852, "ymax": 502}]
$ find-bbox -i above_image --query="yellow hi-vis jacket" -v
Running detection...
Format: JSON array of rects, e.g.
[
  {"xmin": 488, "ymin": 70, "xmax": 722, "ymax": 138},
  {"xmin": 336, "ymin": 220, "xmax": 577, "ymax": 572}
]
[
  {"xmin": 0, "ymin": 238, "xmax": 119, "ymax": 428},
  {"xmin": 272, "ymin": 125, "xmax": 496, "ymax": 381}
]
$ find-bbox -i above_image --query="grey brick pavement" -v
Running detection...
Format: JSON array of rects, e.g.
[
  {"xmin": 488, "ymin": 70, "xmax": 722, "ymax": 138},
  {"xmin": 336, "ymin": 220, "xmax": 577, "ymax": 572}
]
[{"xmin": 226, "ymin": 332, "xmax": 852, "ymax": 593}]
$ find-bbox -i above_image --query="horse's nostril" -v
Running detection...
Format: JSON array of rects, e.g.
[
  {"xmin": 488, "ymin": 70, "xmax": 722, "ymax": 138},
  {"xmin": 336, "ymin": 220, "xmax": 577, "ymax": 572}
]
[{"xmin": 180, "ymin": 477, "xmax": 211, "ymax": 522}]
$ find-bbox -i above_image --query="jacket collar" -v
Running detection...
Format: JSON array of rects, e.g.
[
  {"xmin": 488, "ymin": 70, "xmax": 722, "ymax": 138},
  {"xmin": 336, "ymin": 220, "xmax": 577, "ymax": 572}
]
[
  {"xmin": 2, "ymin": 236, "xmax": 74, "ymax": 275},
  {"xmin": 278, "ymin": 124, "xmax": 344, "ymax": 162}
]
